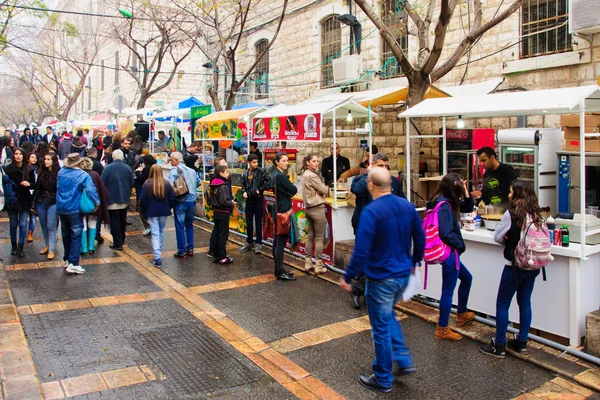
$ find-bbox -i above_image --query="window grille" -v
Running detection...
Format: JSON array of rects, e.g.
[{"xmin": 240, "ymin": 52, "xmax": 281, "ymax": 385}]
[
  {"xmin": 255, "ymin": 39, "xmax": 269, "ymax": 99},
  {"xmin": 381, "ymin": 0, "xmax": 408, "ymax": 78},
  {"xmin": 321, "ymin": 16, "xmax": 341, "ymax": 88},
  {"xmin": 521, "ymin": 0, "xmax": 572, "ymax": 59}
]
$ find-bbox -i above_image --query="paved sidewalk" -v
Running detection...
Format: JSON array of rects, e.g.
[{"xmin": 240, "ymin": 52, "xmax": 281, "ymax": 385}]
[{"xmin": 0, "ymin": 215, "xmax": 597, "ymax": 399}]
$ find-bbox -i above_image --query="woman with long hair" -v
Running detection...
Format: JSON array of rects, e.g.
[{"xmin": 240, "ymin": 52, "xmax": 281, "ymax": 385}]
[
  {"xmin": 35, "ymin": 154, "xmax": 60, "ymax": 259},
  {"xmin": 92, "ymin": 131, "xmax": 104, "ymax": 161},
  {"xmin": 300, "ymin": 154, "xmax": 330, "ymax": 274},
  {"xmin": 271, "ymin": 151, "xmax": 297, "ymax": 281},
  {"xmin": 104, "ymin": 133, "xmax": 122, "ymax": 165},
  {"xmin": 135, "ymin": 154, "xmax": 157, "ymax": 236},
  {"xmin": 0, "ymin": 136, "xmax": 13, "ymax": 166},
  {"xmin": 428, "ymin": 173, "xmax": 475, "ymax": 340},
  {"xmin": 31, "ymin": 127, "xmax": 41, "ymax": 143},
  {"xmin": 4, "ymin": 148, "xmax": 35, "ymax": 257},
  {"xmin": 140, "ymin": 164, "xmax": 175, "ymax": 267},
  {"xmin": 480, "ymin": 181, "xmax": 544, "ymax": 358},
  {"xmin": 36, "ymin": 141, "xmax": 50, "ymax": 167},
  {"xmin": 79, "ymin": 158, "xmax": 110, "ymax": 255},
  {"xmin": 25, "ymin": 152, "xmax": 39, "ymax": 242}
]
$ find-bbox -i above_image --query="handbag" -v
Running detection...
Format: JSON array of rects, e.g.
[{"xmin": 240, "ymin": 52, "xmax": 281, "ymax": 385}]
[
  {"xmin": 273, "ymin": 174, "xmax": 292, "ymax": 235},
  {"xmin": 173, "ymin": 166, "xmax": 189, "ymax": 197},
  {"xmin": 79, "ymin": 178, "xmax": 96, "ymax": 214}
]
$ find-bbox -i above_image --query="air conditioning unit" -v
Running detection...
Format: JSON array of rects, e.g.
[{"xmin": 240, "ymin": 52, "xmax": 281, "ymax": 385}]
[
  {"xmin": 332, "ymin": 55, "xmax": 365, "ymax": 86},
  {"xmin": 570, "ymin": 0, "xmax": 600, "ymax": 35}
]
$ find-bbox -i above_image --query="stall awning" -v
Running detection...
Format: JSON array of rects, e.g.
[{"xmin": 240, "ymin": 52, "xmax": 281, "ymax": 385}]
[
  {"xmin": 197, "ymin": 108, "xmax": 259, "ymax": 124},
  {"xmin": 152, "ymin": 108, "xmax": 191, "ymax": 121},
  {"xmin": 439, "ymin": 78, "xmax": 505, "ymax": 97},
  {"xmin": 195, "ymin": 107, "xmax": 264, "ymax": 141},
  {"xmin": 257, "ymin": 100, "xmax": 377, "ymax": 120},
  {"xmin": 122, "ymin": 106, "xmax": 165, "ymax": 116},
  {"xmin": 305, "ymin": 85, "xmax": 449, "ymax": 107},
  {"xmin": 399, "ymin": 85, "xmax": 600, "ymax": 119}
]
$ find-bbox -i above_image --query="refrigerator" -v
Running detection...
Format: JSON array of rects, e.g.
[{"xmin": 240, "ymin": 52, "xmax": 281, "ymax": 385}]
[
  {"xmin": 498, "ymin": 128, "xmax": 562, "ymax": 214},
  {"xmin": 439, "ymin": 128, "xmax": 495, "ymax": 174},
  {"xmin": 446, "ymin": 150, "xmax": 485, "ymax": 193}
]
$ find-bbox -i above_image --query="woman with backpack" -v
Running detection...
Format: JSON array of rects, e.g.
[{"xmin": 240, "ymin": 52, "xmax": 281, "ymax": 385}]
[
  {"xmin": 427, "ymin": 173, "xmax": 475, "ymax": 340},
  {"xmin": 4, "ymin": 148, "xmax": 36, "ymax": 257},
  {"xmin": 480, "ymin": 180, "xmax": 548, "ymax": 358},
  {"xmin": 35, "ymin": 153, "xmax": 60, "ymax": 259}
]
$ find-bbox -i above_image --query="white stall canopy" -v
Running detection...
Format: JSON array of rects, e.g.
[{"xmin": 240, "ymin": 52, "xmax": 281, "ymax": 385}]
[
  {"xmin": 399, "ymin": 85, "xmax": 600, "ymax": 118},
  {"xmin": 256, "ymin": 100, "xmax": 376, "ymax": 120}
]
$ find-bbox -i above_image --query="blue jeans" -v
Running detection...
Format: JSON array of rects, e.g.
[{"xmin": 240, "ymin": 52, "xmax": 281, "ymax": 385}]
[
  {"xmin": 174, "ymin": 201, "xmax": 195, "ymax": 254},
  {"xmin": 28, "ymin": 212, "xmax": 36, "ymax": 232},
  {"xmin": 37, "ymin": 202, "xmax": 59, "ymax": 252},
  {"xmin": 439, "ymin": 254, "xmax": 472, "ymax": 327},
  {"xmin": 59, "ymin": 213, "xmax": 84, "ymax": 266},
  {"xmin": 495, "ymin": 265, "xmax": 540, "ymax": 345},
  {"xmin": 7, "ymin": 210, "xmax": 28, "ymax": 244},
  {"xmin": 365, "ymin": 277, "xmax": 413, "ymax": 388},
  {"xmin": 148, "ymin": 216, "xmax": 167, "ymax": 264}
]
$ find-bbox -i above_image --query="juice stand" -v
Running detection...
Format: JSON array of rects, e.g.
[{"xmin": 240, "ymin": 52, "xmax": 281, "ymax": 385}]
[{"xmin": 250, "ymin": 100, "xmax": 376, "ymax": 267}]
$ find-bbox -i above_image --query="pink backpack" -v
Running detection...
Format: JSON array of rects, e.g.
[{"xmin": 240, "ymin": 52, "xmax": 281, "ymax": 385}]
[
  {"xmin": 514, "ymin": 214, "xmax": 554, "ymax": 270},
  {"xmin": 422, "ymin": 201, "xmax": 459, "ymax": 289}
]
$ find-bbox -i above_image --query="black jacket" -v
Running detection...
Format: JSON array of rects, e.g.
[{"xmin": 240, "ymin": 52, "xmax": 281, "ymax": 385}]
[
  {"xmin": 35, "ymin": 171, "xmax": 57, "ymax": 206},
  {"xmin": 209, "ymin": 176, "xmax": 234, "ymax": 213},
  {"xmin": 4, "ymin": 164, "xmax": 36, "ymax": 211},
  {"xmin": 321, "ymin": 155, "xmax": 351, "ymax": 186},
  {"xmin": 91, "ymin": 158, "xmax": 104, "ymax": 176},
  {"xmin": 350, "ymin": 173, "xmax": 405, "ymax": 233},
  {"xmin": 242, "ymin": 167, "xmax": 270, "ymax": 202},
  {"xmin": 271, "ymin": 170, "xmax": 297, "ymax": 213},
  {"xmin": 184, "ymin": 150, "xmax": 199, "ymax": 172},
  {"xmin": 427, "ymin": 195, "xmax": 474, "ymax": 255}
]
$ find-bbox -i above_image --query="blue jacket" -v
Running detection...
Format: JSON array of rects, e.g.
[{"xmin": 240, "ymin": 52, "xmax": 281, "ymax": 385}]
[
  {"xmin": 167, "ymin": 164, "xmax": 198, "ymax": 203},
  {"xmin": 350, "ymin": 173, "xmax": 405, "ymax": 233},
  {"xmin": 56, "ymin": 167, "xmax": 100, "ymax": 215},
  {"xmin": 428, "ymin": 195, "xmax": 474, "ymax": 254},
  {"xmin": 345, "ymin": 194, "xmax": 425, "ymax": 283},
  {"xmin": 101, "ymin": 160, "xmax": 134, "ymax": 205},
  {"xmin": 140, "ymin": 181, "xmax": 176, "ymax": 218}
]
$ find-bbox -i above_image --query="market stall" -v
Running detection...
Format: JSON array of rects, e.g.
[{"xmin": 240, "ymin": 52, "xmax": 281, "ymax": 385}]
[{"xmin": 399, "ymin": 85, "xmax": 600, "ymax": 346}]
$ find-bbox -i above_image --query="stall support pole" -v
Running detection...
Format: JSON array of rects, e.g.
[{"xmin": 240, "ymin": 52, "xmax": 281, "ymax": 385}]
[
  {"xmin": 406, "ymin": 117, "xmax": 411, "ymax": 203},
  {"xmin": 442, "ymin": 116, "xmax": 447, "ymax": 175},
  {"xmin": 579, "ymin": 96, "xmax": 586, "ymax": 259},
  {"xmin": 333, "ymin": 112, "xmax": 338, "ymax": 209}
]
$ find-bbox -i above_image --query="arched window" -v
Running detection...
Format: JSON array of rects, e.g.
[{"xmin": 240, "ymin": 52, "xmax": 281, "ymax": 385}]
[
  {"xmin": 254, "ymin": 39, "xmax": 269, "ymax": 99},
  {"xmin": 381, "ymin": 0, "xmax": 408, "ymax": 78},
  {"xmin": 321, "ymin": 16, "xmax": 341, "ymax": 88}
]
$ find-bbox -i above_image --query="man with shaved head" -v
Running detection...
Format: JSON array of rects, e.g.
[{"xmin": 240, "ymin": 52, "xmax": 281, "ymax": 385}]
[{"xmin": 340, "ymin": 167, "xmax": 425, "ymax": 393}]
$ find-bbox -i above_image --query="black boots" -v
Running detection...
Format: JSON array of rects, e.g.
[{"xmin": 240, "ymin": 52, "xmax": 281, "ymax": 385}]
[
  {"xmin": 17, "ymin": 244, "xmax": 25, "ymax": 258},
  {"xmin": 10, "ymin": 243, "xmax": 17, "ymax": 255}
]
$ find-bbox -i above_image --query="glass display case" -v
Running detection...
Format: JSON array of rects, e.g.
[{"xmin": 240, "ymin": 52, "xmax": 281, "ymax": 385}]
[
  {"xmin": 446, "ymin": 150, "xmax": 485, "ymax": 193},
  {"xmin": 501, "ymin": 146, "xmax": 536, "ymax": 183}
]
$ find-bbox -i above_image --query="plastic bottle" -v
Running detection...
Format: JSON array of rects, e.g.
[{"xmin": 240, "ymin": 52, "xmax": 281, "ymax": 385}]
[
  {"xmin": 546, "ymin": 216, "xmax": 556, "ymax": 230},
  {"xmin": 561, "ymin": 224, "xmax": 570, "ymax": 247}
]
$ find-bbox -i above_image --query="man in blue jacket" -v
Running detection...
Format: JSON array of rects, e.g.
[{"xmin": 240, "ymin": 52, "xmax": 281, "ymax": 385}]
[
  {"xmin": 349, "ymin": 153, "xmax": 405, "ymax": 309},
  {"xmin": 168, "ymin": 151, "xmax": 199, "ymax": 258},
  {"xmin": 57, "ymin": 153, "xmax": 100, "ymax": 274},
  {"xmin": 340, "ymin": 167, "xmax": 425, "ymax": 393},
  {"xmin": 101, "ymin": 150, "xmax": 135, "ymax": 251}
]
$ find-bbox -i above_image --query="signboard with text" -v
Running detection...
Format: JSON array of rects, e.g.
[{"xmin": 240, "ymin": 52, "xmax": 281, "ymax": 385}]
[
  {"xmin": 190, "ymin": 105, "xmax": 212, "ymax": 141},
  {"xmin": 251, "ymin": 113, "xmax": 322, "ymax": 142}
]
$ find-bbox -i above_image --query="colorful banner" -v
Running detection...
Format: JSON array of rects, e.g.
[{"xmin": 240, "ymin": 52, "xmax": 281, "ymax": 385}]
[
  {"xmin": 195, "ymin": 117, "xmax": 240, "ymax": 141},
  {"xmin": 201, "ymin": 182, "xmax": 248, "ymax": 234},
  {"xmin": 252, "ymin": 113, "xmax": 322, "ymax": 142},
  {"xmin": 190, "ymin": 105, "xmax": 212, "ymax": 141}
]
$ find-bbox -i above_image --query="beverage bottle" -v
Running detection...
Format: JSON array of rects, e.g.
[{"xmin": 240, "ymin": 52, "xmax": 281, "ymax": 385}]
[
  {"xmin": 561, "ymin": 224, "xmax": 570, "ymax": 247},
  {"xmin": 546, "ymin": 216, "xmax": 555, "ymax": 230}
]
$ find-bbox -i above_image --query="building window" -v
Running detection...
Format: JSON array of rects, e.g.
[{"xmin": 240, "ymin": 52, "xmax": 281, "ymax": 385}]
[
  {"xmin": 381, "ymin": 0, "xmax": 408, "ymax": 78},
  {"xmin": 521, "ymin": 0, "xmax": 572, "ymax": 59},
  {"xmin": 254, "ymin": 39, "xmax": 269, "ymax": 99},
  {"xmin": 100, "ymin": 60, "xmax": 104, "ymax": 91},
  {"xmin": 321, "ymin": 16, "xmax": 341, "ymax": 88},
  {"xmin": 114, "ymin": 51, "xmax": 119, "ymax": 85}
]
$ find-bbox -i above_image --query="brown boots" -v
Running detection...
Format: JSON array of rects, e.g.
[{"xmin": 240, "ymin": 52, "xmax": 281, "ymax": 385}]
[
  {"xmin": 314, "ymin": 260, "xmax": 327, "ymax": 274},
  {"xmin": 26, "ymin": 231, "xmax": 34, "ymax": 242},
  {"xmin": 456, "ymin": 311, "xmax": 475, "ymax": 326},
  {"xmin": 435, "ymin": 325, "xmax": 462, "ymax": 341}
]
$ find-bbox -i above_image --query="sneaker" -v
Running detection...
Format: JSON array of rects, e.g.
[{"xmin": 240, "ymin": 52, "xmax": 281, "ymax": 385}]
[
  {"xmin": 240, "ymin": 243, "xmax": 253, "ymax": 252},
  {"xmin": 217, "ymin": 257, "xmax": 234, "ymax": 265},
  {"xmin": 207, "ymin": 251, "xmax": 213, "ymax": 258},
  {"xmin": 392, "ymin": 365, "xmax": 416, "ymax": 378},
  {"xmin": 479, "ymin": 338, "xmax": 506, "ymax": 358},
  {"xmin": 66, "ymin": 264, "xmax": 85, "ymax": 275},
  {"xmin": 254, "ymin": 244, "xmax": 263, "ymax": 253},
  {"xmin": 186, "ymin": 249, "xmax": 194, "ymax": 257},
  {"xmin": 153, "ymin": 259, "xmax": 162, "ymax": 268},
  {"xmin": 173, "ymin": 252, "xmax": 187, "ymax": 259},
  {"xmin": 507, "ymin": 335, "xmax": 528, "ymax": 353},
  {"xmin": 143, "ymin": 228, "xmax": 151, "ymax": 236}
]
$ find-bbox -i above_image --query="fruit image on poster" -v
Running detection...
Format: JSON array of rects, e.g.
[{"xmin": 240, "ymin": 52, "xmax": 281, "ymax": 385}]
[
  {"xmin": 251, "ymin": 113, "xmax": 322, "ymax": 142},
  {"xmin": 191, "ymin": 105, "xmax": 212, "ymax": 141}
]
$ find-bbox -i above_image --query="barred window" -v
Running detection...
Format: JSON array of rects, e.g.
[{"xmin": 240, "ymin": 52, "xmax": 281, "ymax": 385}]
[
  {"xmin": 521, "ymin": 0, "xmax": 572, "ymax": 59},
  {"xmin": 321, "ymin": 16, "xmax": 341, "ymax": 88},
  {"xmin": 381, "ymin": 0, "xmax": 408, "ymax": 78},
  {"xmin": 254, "ymin": 39, "xmax": 269, "ymax": 99}
]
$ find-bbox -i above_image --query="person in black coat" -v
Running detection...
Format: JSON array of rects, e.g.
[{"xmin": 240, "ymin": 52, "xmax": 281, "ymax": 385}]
[
  {"xmin": 134, "ymin": 154, "xmax": 157, "ymax": 235},
  {"xmin": 4, "ymin": 147, "xmax": 36, "ymax": 257},
  {"xmin": 101, "ymin": 150, "xmax": 134, "ymax": 250}
]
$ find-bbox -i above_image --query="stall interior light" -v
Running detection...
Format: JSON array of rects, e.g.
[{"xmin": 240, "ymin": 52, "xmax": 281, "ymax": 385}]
[
  {"xmin": 456, "ymin": 115, "xmax": 465, "ymax": 129},
  {"xmin": 347, "ymin": 110, "xmax": 353, "ymax": 122},
  {"xmin": 506, "ymin": 147, "xmax": 534, "ymax": 152}
]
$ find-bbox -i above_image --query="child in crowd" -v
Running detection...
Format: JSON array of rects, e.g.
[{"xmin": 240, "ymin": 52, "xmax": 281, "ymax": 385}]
[
  {"xmin": 208, "ymin": 164, "xmax": 235, "ymax": 265},
  {"xmin": 240, "ymin": 153, "xmax": 270, "ymax": 253}
]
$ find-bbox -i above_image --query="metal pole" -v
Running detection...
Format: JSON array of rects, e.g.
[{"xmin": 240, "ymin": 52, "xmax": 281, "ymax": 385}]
[
  {"xmin": 580, "ymin": 96, "xmax": 586, "ymax": 258},
  {"xmin": 406, "ymin": 117, "xmax": 411, "ymax": 203},
  {"xmin": 333, "ymin": 111, "xmax": 337, "ymax": 208},
  {"xmin": 442, "ymin": 116, "xmax": 447, "ymax": 175}
]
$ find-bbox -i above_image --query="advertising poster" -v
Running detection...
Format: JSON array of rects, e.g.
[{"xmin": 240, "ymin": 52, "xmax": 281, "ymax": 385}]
[
  {"xmin": 201, "ymin": 182, "xmax": 247, "ymax": 234},
  {"xmin": 190, "ymin": 105, "xmax": 212, "ymax": 141},
  {"xmin": 252, "ymin": 113, "xmax": 322, "ymax": 142},
  {"xmin": 196, "ymin": 117, "xmax": 240, "ymax": 140}
]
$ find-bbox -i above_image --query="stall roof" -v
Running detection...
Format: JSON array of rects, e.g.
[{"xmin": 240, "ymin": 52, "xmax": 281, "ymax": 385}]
[
  {"xmin": 255, "ymin": 100, "xmax": 377, "ymax": 120},
  {"xmin": 304, "ymin": 85, "xmax": 449, "ymax": 107},
  {"xmin": 197, "ymin": 107, "xmax": 260, "ymax": 123},
  {"xmin": 439, "ymin": 78, "xmax": 504, "ymax": 97},
  {"xmin": 122, "ymin": 106, "xmax": 164, "ymax": 116},
  {"xmin": 152, "ymin": 108, "xmax": 191, "ymax": 120},
  {"xmin": 399, "ymin": 85, "xmax": 600, "ymax": 118}
]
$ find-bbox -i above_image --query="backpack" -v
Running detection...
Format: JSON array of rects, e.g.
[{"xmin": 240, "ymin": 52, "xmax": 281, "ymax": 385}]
[
  {"xmin": 173, "ymin": 166, "xmax": 189, "ymax": 197},
  {"xmin": 0, "ymin": 167, "xmax": 17, "ymax": 210},
  {"xmin": 422, "ymin": 201, "xmax": 458, "ymax": 289},
  {"xmin": 514, "ymin": 214, "xmax": 554, "ymax": 270}
]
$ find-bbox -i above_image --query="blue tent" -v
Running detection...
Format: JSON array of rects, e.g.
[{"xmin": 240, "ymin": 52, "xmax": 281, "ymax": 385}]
[
  {"xmin": 178, "ymin": 96, "xmax": 204, "ymax": 109},
  {"xmin": 232, "ymin": 101, "xmax": 261, "ymax": 110}
]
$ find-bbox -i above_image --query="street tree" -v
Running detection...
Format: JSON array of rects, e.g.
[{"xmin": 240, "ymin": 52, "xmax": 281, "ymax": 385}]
[
  {"xmin": 0, "ymin": 78, "xmax": 45, "ymax": 126},
  {"xmin": 109, "ymin": 0, "xmax": 198, "ymax": 109},
  {"xmin": 0, "ymin": 0, "xmax": 47, "ymax": 54},
  {"xmin": 353, "ymin": 0, "xmax": 524, "ymax": 196},
  {"xmin": 173, "ymin": 0, "xmax": 288, "ymax": 111}
]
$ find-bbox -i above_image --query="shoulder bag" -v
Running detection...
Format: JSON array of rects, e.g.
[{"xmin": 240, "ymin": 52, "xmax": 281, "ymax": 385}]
[
  {"xmin": 79, "ymin": 176, "xmax": 96, "ymax": 214},
  {"xmin": 173, "ymin": 166, "xmax": 190, "ymax": 197},
  {"xmin": 274, "ymin": 174, "xmax": 292, "ymax": 235}
]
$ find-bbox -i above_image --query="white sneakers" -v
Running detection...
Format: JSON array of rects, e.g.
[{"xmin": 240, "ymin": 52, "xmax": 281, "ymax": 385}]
[{"xmin": 65, "ymin": 264, "xmax": 86, "ymax": 274}]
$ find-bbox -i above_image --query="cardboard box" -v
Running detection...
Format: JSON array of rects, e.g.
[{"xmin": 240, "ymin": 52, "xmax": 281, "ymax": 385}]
[
  {"xmin": 561, "ymin": 113, "xmax": 600, "ymax": 128},
  {"xmin": 564, "ymin": 138, "xmax": 600, "ymax": 152},
  {"xmin": 562, "ymin": 126, "xmax": 600, "ymax": 139}
]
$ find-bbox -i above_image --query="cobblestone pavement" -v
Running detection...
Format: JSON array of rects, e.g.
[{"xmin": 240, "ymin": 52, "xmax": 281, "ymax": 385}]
[{"xmin": 0, "ymin": 215, "xmax": 598, "ymax": 399}]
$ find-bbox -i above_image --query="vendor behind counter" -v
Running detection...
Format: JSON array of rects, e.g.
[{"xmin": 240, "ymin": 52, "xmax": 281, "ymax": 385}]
[{"xmin": 470, "ymin": 147, "xmax": 516, "ymax": 209}]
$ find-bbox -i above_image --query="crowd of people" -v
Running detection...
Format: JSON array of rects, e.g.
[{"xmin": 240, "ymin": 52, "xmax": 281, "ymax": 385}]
[{"xmin": 0, "ymin": 127, "xmax": 549, "ymax": 394}]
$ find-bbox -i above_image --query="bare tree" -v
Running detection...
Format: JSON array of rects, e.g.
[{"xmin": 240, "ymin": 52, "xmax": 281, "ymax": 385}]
[
  {"xmin": 0, "ymin": 0, "xmax": 47, "ymax": 54},
  {"xmin": 173, "ymin": 0, "xmax": 288, "ymax": 111},
  {"xmin": 109, "ymin": 0, "xmax": 198, "ymax": 109},
  {"xmin": 0, "ymin": 78, "xmax": 45, "ymax": 126},
  {"xmin": 354, "ymin": 0, "xmax": 524, "ymax": 196}
]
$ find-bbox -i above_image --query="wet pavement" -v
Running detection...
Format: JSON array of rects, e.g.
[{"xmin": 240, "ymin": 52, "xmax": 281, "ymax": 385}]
[{"xmin": 0, "ymin": 213, "xmax": 598, "ymax": 399}]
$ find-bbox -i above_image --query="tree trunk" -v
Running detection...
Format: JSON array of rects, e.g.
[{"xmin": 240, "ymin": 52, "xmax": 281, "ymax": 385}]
[{"xmin": 405, "ymin": 79, "xmax": 429, "ymax": 204}]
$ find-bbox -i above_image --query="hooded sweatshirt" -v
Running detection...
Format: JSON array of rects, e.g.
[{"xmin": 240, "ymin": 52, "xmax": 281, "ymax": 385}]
[{"xmin": 209, "ymin": 175, "xmax": 234, "ymax": 213}]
